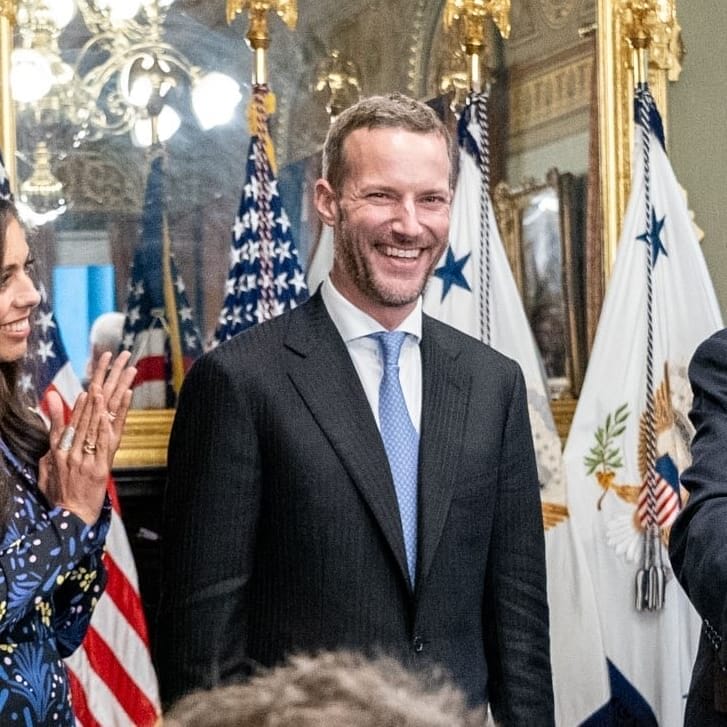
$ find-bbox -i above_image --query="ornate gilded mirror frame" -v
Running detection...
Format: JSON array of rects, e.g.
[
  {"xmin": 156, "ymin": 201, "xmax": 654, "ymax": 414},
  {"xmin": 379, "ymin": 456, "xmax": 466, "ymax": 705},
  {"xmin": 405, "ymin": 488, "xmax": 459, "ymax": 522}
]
[
  {"xmin": 493, "ymin": 168, "xmax": 587, "ymax": 402},
  {"xmin": 0, "ymin": 0, "xmax": 681, "ymax": 468}
]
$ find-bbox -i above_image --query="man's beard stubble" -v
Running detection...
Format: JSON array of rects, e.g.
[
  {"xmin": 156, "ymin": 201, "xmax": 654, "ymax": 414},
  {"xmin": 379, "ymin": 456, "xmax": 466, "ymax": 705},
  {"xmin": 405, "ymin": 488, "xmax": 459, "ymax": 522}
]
[{"xmin": 332, "ymin": 211, "xmax": 444, "ymax": 308}]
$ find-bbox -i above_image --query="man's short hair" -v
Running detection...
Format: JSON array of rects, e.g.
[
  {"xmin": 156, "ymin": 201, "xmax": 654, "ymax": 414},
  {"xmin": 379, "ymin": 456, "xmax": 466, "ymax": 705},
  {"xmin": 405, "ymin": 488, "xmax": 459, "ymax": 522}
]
[
  {"xmin": 322, "ymin": 93, "xmax": 454, "ymax": 194},
  {"xmin": 164, "ymin": 650, "xmax": 485, "ymax": 726}
]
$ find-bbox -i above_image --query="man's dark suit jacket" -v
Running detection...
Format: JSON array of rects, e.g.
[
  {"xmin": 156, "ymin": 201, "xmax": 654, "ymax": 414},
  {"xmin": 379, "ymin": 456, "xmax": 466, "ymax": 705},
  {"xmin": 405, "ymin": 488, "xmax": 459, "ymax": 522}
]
[
  {"xmin": 156, "ymin": 292, "xmax": 554, "ymax": 724},
  {"xmin": 670, "ymin": 327, "xmax": 727, "ymax": 726}
]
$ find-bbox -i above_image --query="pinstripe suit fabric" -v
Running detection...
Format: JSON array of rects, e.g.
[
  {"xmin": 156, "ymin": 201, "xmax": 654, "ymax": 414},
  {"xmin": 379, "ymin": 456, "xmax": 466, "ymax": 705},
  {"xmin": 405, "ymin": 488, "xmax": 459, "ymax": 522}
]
[{"xmin": 156, "ymin": 292, "xmax": 554, "ymax": 724}]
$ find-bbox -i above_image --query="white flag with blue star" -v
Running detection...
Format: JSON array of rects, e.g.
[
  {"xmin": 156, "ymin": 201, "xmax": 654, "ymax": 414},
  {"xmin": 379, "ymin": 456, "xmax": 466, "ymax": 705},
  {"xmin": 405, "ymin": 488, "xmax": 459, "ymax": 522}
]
[
  {"xmin": 424, "ymin": 96, "xmax": 609, "ymax": 725},
  {"xmin": 564, "ymin": 87, "xmax": 722, "ymax": 724}
]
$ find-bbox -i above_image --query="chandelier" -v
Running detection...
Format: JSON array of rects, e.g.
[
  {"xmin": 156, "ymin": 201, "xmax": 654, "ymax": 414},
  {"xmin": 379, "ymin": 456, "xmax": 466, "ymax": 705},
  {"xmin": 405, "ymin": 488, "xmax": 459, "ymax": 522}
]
[{"xmin": 10, "ymin": 0, "xmax": 243, "ymax": 222}]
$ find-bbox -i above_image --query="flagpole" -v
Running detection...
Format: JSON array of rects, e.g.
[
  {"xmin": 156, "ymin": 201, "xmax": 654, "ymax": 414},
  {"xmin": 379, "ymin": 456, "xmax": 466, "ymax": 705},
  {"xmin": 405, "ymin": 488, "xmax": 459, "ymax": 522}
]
[
  {"xmin": 226, "ymin": 0, "xmax": 298, "ymax": 88},
  {"xmin": 443, "ymin": 0, "xmax": 510, "ymax": 346},
  {"xmin": 619, "ymin": 0, "xmax": 673, "ymax": 612}
]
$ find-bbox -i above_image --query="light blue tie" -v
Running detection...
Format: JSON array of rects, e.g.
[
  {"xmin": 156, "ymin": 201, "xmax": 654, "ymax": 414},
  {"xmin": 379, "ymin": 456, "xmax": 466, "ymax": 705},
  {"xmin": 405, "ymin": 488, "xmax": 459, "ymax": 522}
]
[{"xmin": 372, "ymin": 331, "xmax": 419, "ymax": 587}]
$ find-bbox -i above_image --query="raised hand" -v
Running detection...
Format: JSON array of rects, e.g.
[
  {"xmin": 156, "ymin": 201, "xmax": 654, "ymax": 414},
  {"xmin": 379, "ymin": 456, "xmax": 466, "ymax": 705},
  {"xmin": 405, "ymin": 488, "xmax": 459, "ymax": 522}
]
[
  {"xmin": 39, "ymin": 384, "xmax": 110, "ymax": 525},
  {"xmin": 85, "ymin": 350, "xmax": 137, "ymax": 467}
]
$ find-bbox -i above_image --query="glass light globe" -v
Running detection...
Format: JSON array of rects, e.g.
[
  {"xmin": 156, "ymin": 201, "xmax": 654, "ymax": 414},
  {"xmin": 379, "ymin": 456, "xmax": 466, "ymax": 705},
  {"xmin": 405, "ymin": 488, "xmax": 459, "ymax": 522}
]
[
  {"xmin": 46, "ymin": 0, "xmax": 76, "ymax": 29},
  {"xmin": 192, "ymin": 73, "xmax": 242, "ymax": 130},
  {"xmin": 95, "ymin": 0, "xmax": 143, "ymax": 22},
  {"xmin": 127, "ymin": 73, "xmax": 153, "ymax": 108},
  {"xmin": 10, "ymin": 49, "xmax": 53, "ymax": 104},
  {"xmin": 131, "ymin": 106, "xmax": 181, "ymax": 147}
]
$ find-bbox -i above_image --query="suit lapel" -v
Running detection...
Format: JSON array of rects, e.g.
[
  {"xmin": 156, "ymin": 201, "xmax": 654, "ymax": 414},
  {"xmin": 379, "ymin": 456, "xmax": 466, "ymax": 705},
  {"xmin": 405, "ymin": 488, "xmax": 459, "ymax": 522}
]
[
  {"xmin": 283, "ymin": 293, "xmax": 410, "ymax": 584},
  {"xmin": 417, "ymin": 316, "xmax": 471, "ymax": 589}
]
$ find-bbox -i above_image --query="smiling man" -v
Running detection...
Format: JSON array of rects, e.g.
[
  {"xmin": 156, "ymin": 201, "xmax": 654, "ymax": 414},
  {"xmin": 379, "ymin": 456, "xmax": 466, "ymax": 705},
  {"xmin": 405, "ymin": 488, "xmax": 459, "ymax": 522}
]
[{"xmin": 157, "ymin": 93, "xmax": 554, "ymax": 725}]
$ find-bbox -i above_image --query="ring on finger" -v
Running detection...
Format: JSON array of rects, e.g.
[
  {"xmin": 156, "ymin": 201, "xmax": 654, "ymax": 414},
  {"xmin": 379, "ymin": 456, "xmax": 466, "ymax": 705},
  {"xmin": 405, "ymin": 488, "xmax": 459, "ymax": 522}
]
[
  {"xmin": 106, "ymin": 410, "xmax": 118, "ymax": 422},
  {"xmin": 59, "ymin": 426, "xmax": 75, "ymax": 452},
  {"xmin": 82, "ymin": 439, "xmax": 97, "ymax": 455}
]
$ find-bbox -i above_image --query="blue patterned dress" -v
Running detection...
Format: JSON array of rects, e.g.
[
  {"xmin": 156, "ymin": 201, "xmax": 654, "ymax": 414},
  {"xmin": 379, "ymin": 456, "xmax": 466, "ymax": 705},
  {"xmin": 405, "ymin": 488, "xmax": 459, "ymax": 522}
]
[{"xmin": 0, "ymin": 442, "xmax": 110, "ymax": 725}]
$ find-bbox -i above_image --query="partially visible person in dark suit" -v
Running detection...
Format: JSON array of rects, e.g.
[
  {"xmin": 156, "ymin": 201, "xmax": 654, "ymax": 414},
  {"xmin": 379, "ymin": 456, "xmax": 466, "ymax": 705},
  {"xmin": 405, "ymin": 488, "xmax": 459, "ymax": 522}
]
[
  {"xmin": 670, "ymin": 327, "xmax": 727, "ymax": 726},
  {"xmin": 165, "ymin": 650, "xmax": 486, "ymax": 727},
  {"xmin": 156, "ymin": 92, "xmax": 554, "ymax": 724}
]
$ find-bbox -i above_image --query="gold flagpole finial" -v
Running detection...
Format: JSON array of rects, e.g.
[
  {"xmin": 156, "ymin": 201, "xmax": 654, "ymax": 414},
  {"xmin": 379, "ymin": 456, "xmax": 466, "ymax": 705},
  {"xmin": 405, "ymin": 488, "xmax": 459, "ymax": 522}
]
[
  {"xmin": 443, "ymin": 0, "xmax": 510, "ymax": 93},
  {"xmin": 226, "ymin": 1, "xmax": 298, "ymax": 87},
  {"xmin": 617, "ymin": 0, "xmax": 676, "ymax": 87}
]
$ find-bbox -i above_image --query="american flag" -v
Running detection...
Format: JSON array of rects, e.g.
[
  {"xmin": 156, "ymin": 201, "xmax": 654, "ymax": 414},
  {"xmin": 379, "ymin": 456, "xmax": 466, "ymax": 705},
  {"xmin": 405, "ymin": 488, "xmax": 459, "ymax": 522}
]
[
  {"xmin": 213, "ymin": 86, "xmax": 308, "ymax": 345},
  {"xmin": 637, "ymin": 454, "xmax": 680, "ymax": 529},
  {"xmin": 121, "ymin": 151, "xmax": 202, "ymax": 407},
  {"xmin": 22, "ymin": 286, "xmax": 161, "ymax": 727}
]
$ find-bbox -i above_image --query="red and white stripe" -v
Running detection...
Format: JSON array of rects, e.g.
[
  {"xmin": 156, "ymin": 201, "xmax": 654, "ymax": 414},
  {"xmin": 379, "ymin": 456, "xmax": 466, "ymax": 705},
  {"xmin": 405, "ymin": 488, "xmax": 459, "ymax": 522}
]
[
  {"xmin": 130, "ymin": 328, "xmax": 168, "ymax": 410},
  {"xmin": 43, "ymin": 369, "xmax": 161, "ymax": 726},
  {"xmin": 637, "ymin": 474, "xmax": 680, "ymax": 529}
]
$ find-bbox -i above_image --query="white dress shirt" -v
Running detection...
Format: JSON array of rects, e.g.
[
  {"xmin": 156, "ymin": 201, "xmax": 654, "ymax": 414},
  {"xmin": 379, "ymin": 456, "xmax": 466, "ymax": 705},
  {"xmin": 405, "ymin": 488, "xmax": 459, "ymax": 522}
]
[{"xmin": 320, "ymin": 277, "xmax": 422, "ymax": 433}]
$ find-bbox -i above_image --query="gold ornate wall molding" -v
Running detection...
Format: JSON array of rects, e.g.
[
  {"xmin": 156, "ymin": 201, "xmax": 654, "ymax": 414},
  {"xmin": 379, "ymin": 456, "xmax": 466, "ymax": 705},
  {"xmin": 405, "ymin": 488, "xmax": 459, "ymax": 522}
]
[
  {"xmin": 56, "ymin": 151, "xmax": 143, "ymax": 213},
  {"xmin": 508, "ymin": 41, "xmax": 593, "ymax": 153}
]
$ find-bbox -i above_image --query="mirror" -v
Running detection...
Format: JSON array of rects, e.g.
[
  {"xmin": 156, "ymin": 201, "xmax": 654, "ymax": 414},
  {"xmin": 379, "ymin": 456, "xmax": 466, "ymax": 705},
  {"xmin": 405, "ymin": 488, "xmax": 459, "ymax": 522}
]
[
  {"xmin": 494, "ymin": 168, "xmax": 588, "ymax": 400},
  {"xmin": 0, "ymin": 0, "xmax": 675, "ymax": 465}
]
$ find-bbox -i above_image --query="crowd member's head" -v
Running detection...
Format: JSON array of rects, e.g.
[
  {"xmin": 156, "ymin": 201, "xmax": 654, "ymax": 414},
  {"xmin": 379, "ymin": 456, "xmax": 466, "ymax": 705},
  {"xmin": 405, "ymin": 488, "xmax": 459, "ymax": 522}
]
[
  {"xmin": 86, "ymin": 311, "xmax": 125, "ymax": 381},
  {"xmin": 314, "ymin": 93, "xmax": 453, "ymax": 329},
  {"xmin": 165, "ymin": 650, "xmax": 486, "ymax": 727}
]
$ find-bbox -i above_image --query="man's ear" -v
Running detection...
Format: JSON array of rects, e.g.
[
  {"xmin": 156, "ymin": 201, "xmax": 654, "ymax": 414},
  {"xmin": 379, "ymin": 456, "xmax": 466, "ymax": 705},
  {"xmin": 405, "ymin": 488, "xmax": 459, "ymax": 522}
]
[{"xmin": 314, "ymin": 179, "xmax": 338, "ymax": 227}]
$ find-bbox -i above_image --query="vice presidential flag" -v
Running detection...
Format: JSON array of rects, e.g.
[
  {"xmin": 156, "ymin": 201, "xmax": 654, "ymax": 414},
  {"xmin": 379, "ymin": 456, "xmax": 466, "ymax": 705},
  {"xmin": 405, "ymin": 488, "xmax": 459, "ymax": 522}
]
[
  {"xmin": 213, "ymin": 86, "xmax": 308, "ymax": 344},
  {"xmin": 564, "ymin": 85, "xmax": 722, "ymax": 725},
  {"xmin": 423, "ymin": 93, "xmax": 610, "ymax": 725},
  {"xmin": 22, "ymin": 287, "xmax": 161, "ymax": 727},
  {"xmin": 120, "ymin": 152, "xmax": 202, "ymax": 408}
]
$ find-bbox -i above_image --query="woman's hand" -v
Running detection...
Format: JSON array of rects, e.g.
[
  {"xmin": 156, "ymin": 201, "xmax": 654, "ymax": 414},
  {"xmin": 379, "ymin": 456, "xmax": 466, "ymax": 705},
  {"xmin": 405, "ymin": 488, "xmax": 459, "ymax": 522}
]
[
  {"xmin": 86, "ymin": 350, "xmax": 137, "ymax": 468},
  {"xmin": 38, "ymin": 352, "xmax": 136, "ymax": 525},
  {"xmin": 39, "ymin": 385, "xmax": 110, "ymax": 525}
]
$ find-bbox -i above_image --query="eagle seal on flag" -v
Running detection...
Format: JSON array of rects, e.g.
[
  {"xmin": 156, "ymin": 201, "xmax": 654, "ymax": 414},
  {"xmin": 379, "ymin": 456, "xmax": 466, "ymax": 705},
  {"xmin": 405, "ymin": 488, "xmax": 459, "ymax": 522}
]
[{"xmin": 584, "ymin": 362, "xmax": 693, "ymax": 562}]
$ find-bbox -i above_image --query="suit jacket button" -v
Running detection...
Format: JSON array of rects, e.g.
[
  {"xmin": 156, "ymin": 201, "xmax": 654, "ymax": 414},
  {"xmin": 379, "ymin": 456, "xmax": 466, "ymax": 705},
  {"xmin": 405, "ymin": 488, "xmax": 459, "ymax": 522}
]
[{"xmin": 413, "ymin": 636, "xmax": 424, "ymax": 653}]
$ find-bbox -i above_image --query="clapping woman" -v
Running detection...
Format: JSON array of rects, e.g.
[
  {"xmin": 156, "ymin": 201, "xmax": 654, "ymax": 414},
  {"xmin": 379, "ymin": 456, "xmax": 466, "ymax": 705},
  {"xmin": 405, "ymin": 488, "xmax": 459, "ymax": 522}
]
[{"xmin": 0, "ymin": 183, "xmax": 136, "ymax": 723}]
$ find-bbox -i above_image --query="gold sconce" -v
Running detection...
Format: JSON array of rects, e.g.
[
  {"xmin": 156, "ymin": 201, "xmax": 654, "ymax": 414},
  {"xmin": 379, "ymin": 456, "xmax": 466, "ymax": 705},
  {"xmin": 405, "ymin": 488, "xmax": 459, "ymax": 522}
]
[{"xmin": 314, "ymin": 49, "xmax": 361, "ymax": 122}]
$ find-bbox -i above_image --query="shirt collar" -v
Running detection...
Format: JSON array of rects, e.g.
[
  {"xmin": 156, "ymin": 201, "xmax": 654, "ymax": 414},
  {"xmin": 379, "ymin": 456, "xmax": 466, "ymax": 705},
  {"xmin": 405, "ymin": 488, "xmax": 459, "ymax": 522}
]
[{"xmin": 321, "ymin": 276, "xmax": 422, "ymax": 344}]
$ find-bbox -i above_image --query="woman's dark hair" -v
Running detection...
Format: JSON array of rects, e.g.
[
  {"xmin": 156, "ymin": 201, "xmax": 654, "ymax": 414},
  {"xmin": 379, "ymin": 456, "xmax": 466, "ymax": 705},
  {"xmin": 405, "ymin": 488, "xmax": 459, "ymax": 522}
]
[{"xmin": 0, "ymin": 200, "xmax": 49, "ymax": 530}]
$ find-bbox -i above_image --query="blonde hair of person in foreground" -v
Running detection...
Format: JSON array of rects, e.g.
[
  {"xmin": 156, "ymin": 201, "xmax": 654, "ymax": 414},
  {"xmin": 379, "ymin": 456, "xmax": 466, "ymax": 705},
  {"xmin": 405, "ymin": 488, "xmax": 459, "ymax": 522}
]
[{"xmin": 164, "ymin": 651, "xmax": 487, "ymax": 726}]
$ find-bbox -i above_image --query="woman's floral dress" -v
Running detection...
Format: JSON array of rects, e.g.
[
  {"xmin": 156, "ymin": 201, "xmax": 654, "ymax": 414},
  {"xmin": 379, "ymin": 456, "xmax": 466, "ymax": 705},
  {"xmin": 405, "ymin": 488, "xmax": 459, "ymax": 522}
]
[{"xmin": 0, "ymin": 443, "xmax": 110, "ymax": 725}]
